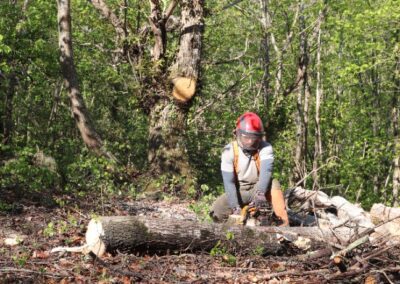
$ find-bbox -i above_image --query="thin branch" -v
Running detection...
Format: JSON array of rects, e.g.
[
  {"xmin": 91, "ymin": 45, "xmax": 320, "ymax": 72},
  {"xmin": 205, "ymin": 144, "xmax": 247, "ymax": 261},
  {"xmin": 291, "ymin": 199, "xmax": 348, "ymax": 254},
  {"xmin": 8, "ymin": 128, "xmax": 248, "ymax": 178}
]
[
  {"xmin": 330, "ymin": 235, "xmax": 369, "ymax": 259},
  {"xmin": 87, "ymin": 0, "xmax": 126, "ymax": 38},
  {"xmin": 163, "ymin": 0, "xmax": 178, "ymax": 21},
  {"xmin": 261, "ymin": 268, "xmax": 331, "ymax": 281},
  {"xmin": 149, "ymin": 0, "xmax": 166, "ymax": 61},
  {"xmin": 294, "ymin": 156, "xmax": 339, "ymax": 188},
  {"xmin": 222, "ymin": 0, "xmax": 244, "ymax": 10}
]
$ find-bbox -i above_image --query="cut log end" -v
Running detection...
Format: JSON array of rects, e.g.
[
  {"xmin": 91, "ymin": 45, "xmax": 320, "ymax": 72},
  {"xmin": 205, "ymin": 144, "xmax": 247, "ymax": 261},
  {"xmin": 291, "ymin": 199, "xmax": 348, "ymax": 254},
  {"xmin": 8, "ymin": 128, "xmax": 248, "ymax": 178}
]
[
  {"xmin": 85, "ymin": 218, "xmax": 106, "ymax": 256},
  {"xmin": 171, "ymin": 77, "xmax": 196, "ymax": 102},
  {"xmin": 333, "ymin": 256, "xmax": 347, "ymax": 272}
]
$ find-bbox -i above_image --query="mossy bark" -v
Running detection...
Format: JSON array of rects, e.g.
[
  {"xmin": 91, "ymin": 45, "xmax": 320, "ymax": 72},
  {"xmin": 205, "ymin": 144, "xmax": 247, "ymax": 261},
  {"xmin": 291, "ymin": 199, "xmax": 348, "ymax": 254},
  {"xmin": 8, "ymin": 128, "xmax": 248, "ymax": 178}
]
[{"xmin": 148, "ymin": 99, "xmax": 191, "ymax": 177}]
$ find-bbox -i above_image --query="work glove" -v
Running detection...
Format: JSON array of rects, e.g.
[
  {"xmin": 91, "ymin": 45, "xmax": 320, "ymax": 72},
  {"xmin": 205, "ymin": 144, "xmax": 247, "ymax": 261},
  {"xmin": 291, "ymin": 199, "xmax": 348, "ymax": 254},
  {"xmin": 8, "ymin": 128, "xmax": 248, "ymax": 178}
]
[
  {"xmin": 279, "ymin": 219, "xmax": 290, "ymax": 227},
  {"xmin": 251, "ymin": 190, "xmax": 267, "ymax": 208}
]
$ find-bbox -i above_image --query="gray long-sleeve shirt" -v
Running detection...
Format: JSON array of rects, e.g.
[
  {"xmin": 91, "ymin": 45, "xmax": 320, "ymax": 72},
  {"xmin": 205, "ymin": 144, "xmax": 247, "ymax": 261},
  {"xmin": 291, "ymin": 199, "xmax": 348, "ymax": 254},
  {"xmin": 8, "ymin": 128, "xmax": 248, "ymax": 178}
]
[{"xmin": 221, "ymin": 141, "xmax": 274, "ymax": 208}]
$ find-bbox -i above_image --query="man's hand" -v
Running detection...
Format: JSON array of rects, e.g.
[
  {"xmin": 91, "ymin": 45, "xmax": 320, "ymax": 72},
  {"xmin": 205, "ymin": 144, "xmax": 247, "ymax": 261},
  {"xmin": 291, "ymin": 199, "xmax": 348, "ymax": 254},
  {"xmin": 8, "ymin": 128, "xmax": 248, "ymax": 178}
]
[
  {"xmin": 231, "ymin": 207, "xmax": 241, "ymax": 215},
  {"xmin": 226, "ymin": 207, "xmax": 245, "ymax": 225},
  {"xmin": 251, "ymin": 191, "xmax": 267, "ymax": 208}
]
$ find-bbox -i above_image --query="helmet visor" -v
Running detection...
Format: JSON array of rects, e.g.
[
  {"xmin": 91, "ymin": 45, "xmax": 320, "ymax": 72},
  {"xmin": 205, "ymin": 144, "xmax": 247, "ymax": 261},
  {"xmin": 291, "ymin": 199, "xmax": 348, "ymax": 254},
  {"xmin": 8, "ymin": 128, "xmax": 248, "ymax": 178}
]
[{"xmin": 238, "ymin": 132, "xmax": 262, "ymax": 151}]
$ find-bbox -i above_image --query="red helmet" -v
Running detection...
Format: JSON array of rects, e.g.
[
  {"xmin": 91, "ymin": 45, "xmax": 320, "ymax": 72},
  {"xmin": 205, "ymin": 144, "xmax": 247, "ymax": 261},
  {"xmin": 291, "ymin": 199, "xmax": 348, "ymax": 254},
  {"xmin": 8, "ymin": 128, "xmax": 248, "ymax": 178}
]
[{"xmin": 235, "ymin": 112, "xmax": 264, "ymax": 151}]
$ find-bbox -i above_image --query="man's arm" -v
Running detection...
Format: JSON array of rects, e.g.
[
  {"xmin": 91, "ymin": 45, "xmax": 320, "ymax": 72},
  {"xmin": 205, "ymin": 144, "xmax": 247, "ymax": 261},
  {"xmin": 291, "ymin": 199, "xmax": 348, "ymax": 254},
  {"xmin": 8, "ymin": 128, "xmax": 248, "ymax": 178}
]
[
  {"xmin": 221, "ymin": 143, "xmax": 239, "ymax": 209},
  {"xmin": 221, "ymin": 171, "xmax": 239, "ymax": 208},
  {"xmin": 255, "ymin": 144, "xmax": 274, "ymax": 194}
]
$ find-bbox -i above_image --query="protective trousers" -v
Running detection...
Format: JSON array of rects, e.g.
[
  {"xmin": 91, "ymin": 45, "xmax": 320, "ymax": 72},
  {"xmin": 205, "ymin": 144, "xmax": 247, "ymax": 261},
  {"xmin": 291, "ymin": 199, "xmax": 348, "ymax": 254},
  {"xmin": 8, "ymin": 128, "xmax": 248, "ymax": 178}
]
[{"xmin": 210, "ymin": 179, "xmax": 289, "ymax": 225}]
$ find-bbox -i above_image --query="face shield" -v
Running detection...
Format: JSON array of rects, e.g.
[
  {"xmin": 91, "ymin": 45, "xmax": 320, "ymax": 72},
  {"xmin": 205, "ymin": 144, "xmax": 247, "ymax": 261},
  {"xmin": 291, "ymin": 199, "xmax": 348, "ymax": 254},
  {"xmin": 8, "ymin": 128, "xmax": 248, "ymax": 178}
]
[{"xmin": 237, "ymin": 131, "xmax": 262, "ymax": 151}]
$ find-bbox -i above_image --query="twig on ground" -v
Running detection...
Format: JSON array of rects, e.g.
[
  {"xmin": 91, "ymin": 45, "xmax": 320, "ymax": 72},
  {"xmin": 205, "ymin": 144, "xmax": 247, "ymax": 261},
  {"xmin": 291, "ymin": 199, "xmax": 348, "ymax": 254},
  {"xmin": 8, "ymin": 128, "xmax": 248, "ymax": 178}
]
[
  {"xmin": 261, "ymin": 268, "xmax": 331, "ymax": 281},
  {"xmin": 0, "ymin": 267, "xmax": 70, "ymax": 278}
]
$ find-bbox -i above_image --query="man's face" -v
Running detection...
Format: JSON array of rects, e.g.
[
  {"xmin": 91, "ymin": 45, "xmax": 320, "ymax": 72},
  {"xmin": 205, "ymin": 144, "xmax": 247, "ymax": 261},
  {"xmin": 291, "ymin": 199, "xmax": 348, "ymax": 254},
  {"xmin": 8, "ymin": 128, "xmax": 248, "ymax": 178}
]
[{"xmin": 238, "ymin": 133, "xmax": 262, "ymax": 151}]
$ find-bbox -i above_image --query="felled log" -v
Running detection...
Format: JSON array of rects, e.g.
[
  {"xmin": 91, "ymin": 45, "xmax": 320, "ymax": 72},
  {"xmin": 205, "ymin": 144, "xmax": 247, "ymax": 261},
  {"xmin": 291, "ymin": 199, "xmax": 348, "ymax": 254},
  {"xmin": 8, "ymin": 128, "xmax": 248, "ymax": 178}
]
[
  {"xmin": 52, "ymin": 215, "xmax": 336, "ymax": 257},
  {"xmin": 286, "ymin": 187, "xmax": 333, "ymax": 209},
  {"xmin": 286, "ymin": 187, "xmax": 374, "ymax": 244},
  {"xmin": 370, "ymin": 203, "xmax": 400, "ymax": 223},
  {"xmin": 369, "ymin": 203, "xmax": 400, "ymax": 243},
  {"xmin": 330, "ymin": 196, "xmax": 374, "ymax": 230}
]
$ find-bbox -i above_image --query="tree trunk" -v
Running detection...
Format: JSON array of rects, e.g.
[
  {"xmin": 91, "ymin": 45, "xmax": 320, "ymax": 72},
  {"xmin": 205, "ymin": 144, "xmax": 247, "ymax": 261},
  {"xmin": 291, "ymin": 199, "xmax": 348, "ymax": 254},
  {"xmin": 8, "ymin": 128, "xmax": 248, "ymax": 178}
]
[
  {"xmin": 83, "ymin": 216, "xmax": 331, "ymax": 257},
  {"xmin": 148, "ymin": 0, "xmax": 204, "ymax": 177},
  {"xmin": 149, "ymin": 0, "xmax": 166, "ymax": 62},
  {"xmin": 292, "ymin": 6, "xmax": 308, "ymax": 187},
  {"xmin": 2, "ymin": 73, "xmax": 16, "ymax": 145},
  {"xmin": 370, "ymin": 44, "xmax": 381, "ymax": 196},
  {"xmin": 312, "ymin": 16, "xmax": 324, "ymax": 190},
  {"xmin": 57, "ymin": 0, "xmax": 114, "ymax": 160},
  {"xmin": 259, "ymin": 0, "xmax": 271, "ymax": 109},
  {"xmin": 392, "ymin": 50, "xmax": 400, "ymax": 206},
  {"xmin": 148, "ymin": 101, "xmax": 190, "ymax": 175}
]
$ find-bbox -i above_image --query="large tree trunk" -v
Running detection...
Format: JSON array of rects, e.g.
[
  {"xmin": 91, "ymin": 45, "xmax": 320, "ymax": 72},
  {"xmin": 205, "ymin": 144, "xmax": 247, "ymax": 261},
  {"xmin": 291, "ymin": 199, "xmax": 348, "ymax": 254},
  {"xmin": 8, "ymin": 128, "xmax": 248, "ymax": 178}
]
[
  {"xmin": 148, "ymin": 0, "xmax": 204, "ymax": 177},
  {"xmin": 148, "ymin": 102, "xmax": 190, "ymax": 175},
  {"xmin": 57, "ymin": 0, "xmax": 114, "ymax": 160},
  {"xmin": 81, "ymin": 216, "xmax": 331, "ymax": 257}
]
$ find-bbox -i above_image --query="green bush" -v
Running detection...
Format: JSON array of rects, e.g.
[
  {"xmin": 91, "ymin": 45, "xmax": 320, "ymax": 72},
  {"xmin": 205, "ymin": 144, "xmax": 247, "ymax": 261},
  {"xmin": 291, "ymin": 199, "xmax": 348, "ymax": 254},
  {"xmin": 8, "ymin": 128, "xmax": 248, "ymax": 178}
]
[{"xmin": 0, "ymin": 147, "xmax": 60, "ymax": 193}]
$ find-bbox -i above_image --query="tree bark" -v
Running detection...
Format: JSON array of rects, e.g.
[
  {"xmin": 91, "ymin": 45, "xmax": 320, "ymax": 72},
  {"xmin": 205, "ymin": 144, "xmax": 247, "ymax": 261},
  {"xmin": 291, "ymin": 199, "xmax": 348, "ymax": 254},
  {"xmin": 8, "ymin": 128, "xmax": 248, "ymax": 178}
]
[
  {"xmin": 83, "ymin": 216, "xmax": 332, "ymax": 257},
  {"xmin": 57, "ymin": 0, "xmax": 114, "ymax": 160},
  {"xmin": 148, "ymin": 102, "xmax": 191, "ymax": 175}
]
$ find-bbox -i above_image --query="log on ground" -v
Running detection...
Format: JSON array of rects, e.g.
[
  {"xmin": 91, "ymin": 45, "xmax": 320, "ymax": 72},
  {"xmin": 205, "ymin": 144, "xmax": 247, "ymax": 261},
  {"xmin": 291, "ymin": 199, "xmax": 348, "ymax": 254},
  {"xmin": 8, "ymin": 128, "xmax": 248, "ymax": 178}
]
[
  {"xmin": 369, "ymin": 203, "xmax": 400, "ymax": 243},
  {"xmin": 84, "ymin": 216, "xmax": 335, "ymax": 256}
]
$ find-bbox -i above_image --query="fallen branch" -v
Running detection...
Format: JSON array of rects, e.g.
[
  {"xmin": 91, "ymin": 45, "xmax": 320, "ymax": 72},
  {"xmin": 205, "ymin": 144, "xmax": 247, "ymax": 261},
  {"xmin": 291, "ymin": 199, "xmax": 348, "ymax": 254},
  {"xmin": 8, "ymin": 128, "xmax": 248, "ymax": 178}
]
[
  {"xmin": 330, "ymin": 235, "xmax": 369, "ymax": 259},
  {"xmin": 261, "ymin": 268, "xmax": 331, "ymax": 281},
  {"xmin": 295, "ymin": 247, "xmax": 332, "ymax": 261}
]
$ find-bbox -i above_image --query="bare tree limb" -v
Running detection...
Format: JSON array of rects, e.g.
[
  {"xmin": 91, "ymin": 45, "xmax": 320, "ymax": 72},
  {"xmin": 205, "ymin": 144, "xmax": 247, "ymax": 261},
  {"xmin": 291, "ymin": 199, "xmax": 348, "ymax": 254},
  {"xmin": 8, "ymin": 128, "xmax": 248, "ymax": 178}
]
[
  {"xmin": 88, "ymin": 0, "xmax": 126, "ymax": 38},
  {"xmin": 149, "ymin": 0, "xmax": 166, "ymax": 61},
  {"xmin": 163, "ymin": 0, "xmax": 178, "ymax": 21}
]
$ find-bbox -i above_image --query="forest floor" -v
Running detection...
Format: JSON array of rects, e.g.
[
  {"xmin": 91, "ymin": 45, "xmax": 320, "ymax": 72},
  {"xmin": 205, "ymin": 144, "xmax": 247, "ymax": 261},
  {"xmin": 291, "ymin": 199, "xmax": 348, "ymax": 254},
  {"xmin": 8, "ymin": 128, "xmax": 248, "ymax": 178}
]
[{"xmin": 0, "ymin": 192, "xmax": 399, "ymax": 284}]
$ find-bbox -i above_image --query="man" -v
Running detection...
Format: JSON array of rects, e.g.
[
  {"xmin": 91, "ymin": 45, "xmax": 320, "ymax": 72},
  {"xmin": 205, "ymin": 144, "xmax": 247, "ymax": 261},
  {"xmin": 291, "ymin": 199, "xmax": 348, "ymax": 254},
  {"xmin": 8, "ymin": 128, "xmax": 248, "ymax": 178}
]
[{"xmin": 210, "ymin": 112, "xmax": 289, "ymax": 226}]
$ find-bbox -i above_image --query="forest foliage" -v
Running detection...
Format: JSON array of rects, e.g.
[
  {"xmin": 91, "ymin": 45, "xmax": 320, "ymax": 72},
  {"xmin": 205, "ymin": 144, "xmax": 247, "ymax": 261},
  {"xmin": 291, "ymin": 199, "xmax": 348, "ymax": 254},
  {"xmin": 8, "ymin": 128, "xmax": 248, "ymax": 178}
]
[{"xmin": 0, "ymin": 0, "xmax": 399, "ymax": 211}]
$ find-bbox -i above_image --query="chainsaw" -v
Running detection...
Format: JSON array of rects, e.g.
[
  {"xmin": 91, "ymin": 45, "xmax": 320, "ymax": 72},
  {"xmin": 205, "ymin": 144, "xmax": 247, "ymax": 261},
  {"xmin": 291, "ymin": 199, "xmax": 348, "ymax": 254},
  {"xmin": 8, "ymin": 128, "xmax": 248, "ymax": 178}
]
[{"xmin": 233, "ymin": 204, "xmax": 283, "ymax": 227}]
